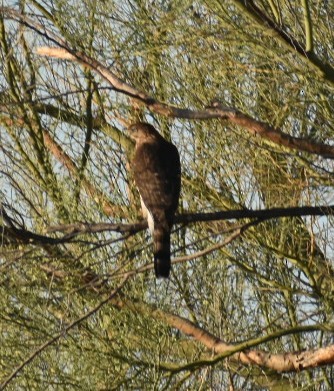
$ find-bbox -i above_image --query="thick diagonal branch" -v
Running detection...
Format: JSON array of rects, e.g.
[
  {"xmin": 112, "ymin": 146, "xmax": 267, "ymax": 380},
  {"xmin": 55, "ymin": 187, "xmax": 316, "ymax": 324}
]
[
  {"xmin": 112, "ymin": 296, "xmax": 334, "ymax": 372},
  {"xmin": 36, "ymin": 47, "xmax": 334, "ymax": 159}
]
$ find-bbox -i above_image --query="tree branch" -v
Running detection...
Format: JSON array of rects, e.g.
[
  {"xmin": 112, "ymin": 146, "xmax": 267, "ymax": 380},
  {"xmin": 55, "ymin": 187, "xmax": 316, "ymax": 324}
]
[
  {"xmin": 36, "ymin": 46, "xmax": 334, "ymax": 159},
  {"xmin": 112, "ymin": 296, "xmax": 334, "ymax": 373},
  {"xmin": 301, "ymin": 0, "xmax": 313, "ymax": 52},
  {"xmin": 232, "ymin": 0, "xmax": 334, "ymax": 82},
  {"xmin": 2, "ymin": 205, "xmax": 334, "ymax": 246},
  {"xmin": 48, "ymin": 204, "xmax": 334, "ymax": 236},
  {"xmin": 177, "ymin": 204, "xmax": 334, "ymax": 225},
  {"xmin": 3, "ymin": 8, "xmax": 334, "ymax": 159}
]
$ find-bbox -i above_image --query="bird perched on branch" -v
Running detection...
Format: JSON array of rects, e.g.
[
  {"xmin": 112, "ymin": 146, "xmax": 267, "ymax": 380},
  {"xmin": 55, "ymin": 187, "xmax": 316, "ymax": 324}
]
[{"xmin": 128, "ymin": 122, "xmax": 181, "ymax": 278}]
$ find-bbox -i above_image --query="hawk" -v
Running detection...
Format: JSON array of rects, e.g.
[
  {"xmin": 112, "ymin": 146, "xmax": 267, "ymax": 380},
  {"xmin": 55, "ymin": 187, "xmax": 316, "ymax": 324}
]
[{"xmin": 128, "ymin": 122, "xmax": 181, "ymax": 278}]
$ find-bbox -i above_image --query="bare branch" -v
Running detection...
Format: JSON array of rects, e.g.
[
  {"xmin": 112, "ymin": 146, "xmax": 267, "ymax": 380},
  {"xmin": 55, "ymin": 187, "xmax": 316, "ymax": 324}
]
[
  {"xmin": 177, "ymin": 204, "xmax": 334, "ymax": 225},
  {"xmin": 2, "ymin": 205, "xmax": 334, "ymax": 246},
  {"xmin": 48, "ymin": 204, "xmax": 334, "ymax": 236},
  {"xmin": 46, "ymin": 221, "xmax": 146, "ymax": 235}
]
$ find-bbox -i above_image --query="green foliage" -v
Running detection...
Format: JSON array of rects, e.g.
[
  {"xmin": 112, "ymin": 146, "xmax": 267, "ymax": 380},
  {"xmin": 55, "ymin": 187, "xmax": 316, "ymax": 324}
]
[{"xmin": 1, "ymin": 0, "xmax": 334, "ymax": 389}]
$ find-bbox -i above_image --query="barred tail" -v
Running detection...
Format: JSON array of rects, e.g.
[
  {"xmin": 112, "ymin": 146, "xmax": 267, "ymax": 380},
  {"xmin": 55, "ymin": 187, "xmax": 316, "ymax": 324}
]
[{"xmin": 153, "ymin": 228, "xmax": 171, "ymax": 278}]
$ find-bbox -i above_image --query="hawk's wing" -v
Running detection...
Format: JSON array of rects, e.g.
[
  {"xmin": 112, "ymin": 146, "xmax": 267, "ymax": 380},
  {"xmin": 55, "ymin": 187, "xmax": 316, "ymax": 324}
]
[
  {"xmin": 132, "ymin": 137, "xmax": 181, "ymax": 278},
  {"xmin": 132, "ymin": 138, "xmax": 181, "ymax": 229}
]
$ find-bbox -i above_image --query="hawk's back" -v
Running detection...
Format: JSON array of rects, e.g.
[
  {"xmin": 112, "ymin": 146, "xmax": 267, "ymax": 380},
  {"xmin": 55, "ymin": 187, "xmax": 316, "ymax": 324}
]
[
  {"xmin": 132, "ymin": 135, "xmax": 181, "ymax": 227},
  {"xmin": 129, "ymin": 123, "xmax": 181, "ymax": 278}
]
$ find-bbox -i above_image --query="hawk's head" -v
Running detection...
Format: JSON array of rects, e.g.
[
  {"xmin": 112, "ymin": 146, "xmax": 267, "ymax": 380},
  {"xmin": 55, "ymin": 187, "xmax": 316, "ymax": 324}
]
[{"xmin": 128, "ymin": 122, "xmax": 161, "ymax": 143}]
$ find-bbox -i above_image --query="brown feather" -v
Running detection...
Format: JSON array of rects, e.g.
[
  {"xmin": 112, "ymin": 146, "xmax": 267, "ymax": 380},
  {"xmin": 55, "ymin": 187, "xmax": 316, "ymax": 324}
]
[
  {"xmin": 153, "ymin": 227, "xmax": 171, "ymax": 278},
  {"xmin": 129, "ymin": 123, "xmax": 181, "ymax": 278}
]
